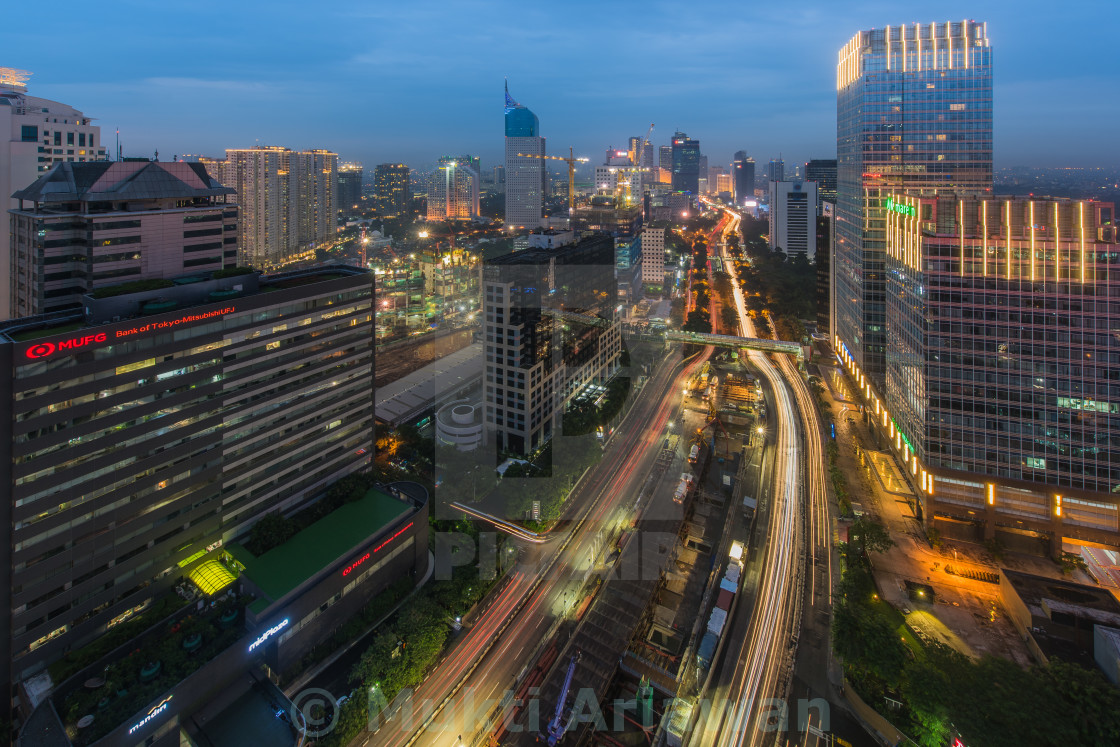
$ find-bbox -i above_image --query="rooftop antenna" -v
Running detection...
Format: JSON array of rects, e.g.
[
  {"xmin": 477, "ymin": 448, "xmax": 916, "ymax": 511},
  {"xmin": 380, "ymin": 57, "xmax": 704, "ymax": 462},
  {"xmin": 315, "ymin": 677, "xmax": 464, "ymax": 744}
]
[
  {"xmin": 115, "ymin": 128, "xmax": 120, "ymax": 162},
  {"xmin": 154, "ymin": 149, "xmax": 159, "ymax": 162}
]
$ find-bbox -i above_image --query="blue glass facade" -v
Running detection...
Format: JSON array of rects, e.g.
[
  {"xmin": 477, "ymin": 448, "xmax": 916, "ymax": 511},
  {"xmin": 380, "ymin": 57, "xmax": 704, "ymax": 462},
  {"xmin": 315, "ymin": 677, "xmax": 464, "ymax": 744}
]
[{"xmin": 835, "ymin": 21, "xmax": 992, "ymax": 388}]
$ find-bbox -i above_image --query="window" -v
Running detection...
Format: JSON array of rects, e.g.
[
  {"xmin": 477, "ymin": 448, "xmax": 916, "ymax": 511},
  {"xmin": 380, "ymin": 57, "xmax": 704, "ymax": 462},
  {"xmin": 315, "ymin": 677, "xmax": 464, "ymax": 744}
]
[
  {"xmin": 53, "ymin": 132, "xmax": 61, "ymax": 146},
  {"xmin": 67, "ymin": 132, "xmax": 74, "ymax": 145},
  {"xmin": 21, "ymin": 125, "xmax": 37, "ymax": 142}
]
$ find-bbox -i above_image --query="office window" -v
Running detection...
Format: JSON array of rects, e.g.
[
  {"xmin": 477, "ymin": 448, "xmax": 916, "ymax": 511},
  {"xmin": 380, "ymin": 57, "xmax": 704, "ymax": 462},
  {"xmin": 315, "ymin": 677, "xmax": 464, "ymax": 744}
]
[
  {"xmin": 21, "ymin": 125, "xmax": 37, "ymax": 142},
  {"xmin": 67, "ymin": 132, "xmax": 74, "ymax": 145}
]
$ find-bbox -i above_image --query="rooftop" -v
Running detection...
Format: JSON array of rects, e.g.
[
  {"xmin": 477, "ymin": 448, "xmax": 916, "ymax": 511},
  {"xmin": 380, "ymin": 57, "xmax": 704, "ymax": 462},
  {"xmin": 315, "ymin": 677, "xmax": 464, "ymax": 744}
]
[
  {"xmin": 0, "ymin": 266, "xmax": 369, "ymax": 345},
  {"xmin": 376, "ymin": 343, "xmax": 483, "ymax": 426},
  {"xmin": 227, "ymin": 488, "xmax": 411, "ymax": 609},
  {"xmin": 11, "ymin": 160, "xmax": 233, "ymax": 203}
]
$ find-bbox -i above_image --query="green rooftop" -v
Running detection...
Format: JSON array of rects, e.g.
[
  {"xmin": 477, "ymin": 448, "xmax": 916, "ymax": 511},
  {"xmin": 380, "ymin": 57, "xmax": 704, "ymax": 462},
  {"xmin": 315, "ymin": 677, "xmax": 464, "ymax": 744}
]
[{"xmin": 227, "ymin": 488, "xmax": 411, "ymax": 612}]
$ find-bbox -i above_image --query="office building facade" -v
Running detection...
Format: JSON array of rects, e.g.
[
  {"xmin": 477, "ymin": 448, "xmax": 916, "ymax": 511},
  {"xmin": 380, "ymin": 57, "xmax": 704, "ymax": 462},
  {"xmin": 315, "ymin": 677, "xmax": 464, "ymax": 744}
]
[
  {"xmin": 835, "ymin": 21, "xmax": 992, "ymax": 387},
  {"xmin": 1, "ymin": 69, "xmax": 107, "ymax": 321},
  {"xmin": 768, "ymin": 181, "xmax": 818, "ymax": 259},
  {"xmin": 641, "ymin": 222, "xmax": 669, "ymax": 288},
  {"xmin": 670, "ymin": 132, "xmax": 700, "ymax": 194},
  {"xmin": 857, "ymin": 193, "xmax": 1120, "ymax": 552},
  {"xmin": 210, "ymin": 146, "xmax": 338, "ymax": 269},
  {"xmin": 338, "ymin": 162, "xmax": 364, "ymax": 214},
  {"xmin": 428, "ymin": 156, "xmax": 480, "ymax": 220},
  {"xmin": 805, "ymin": 158, "xmax": 837, "ymax": 212},
  {"xmin": 768, "ymin": 159, "xmax": 784, "ymax": 183},
  {"xmin": 732, "ymin": 151, "xmax": 755, "ymax": 204},
  {"xmin": 9, "ymin": 161, "xmax": 237, "ymax": 317},
  {"xmin": 0, "ymin": 266, "xmax": 373, "ymax": 685},
  {"xmin": 504, "ymin": 85, "xmax": 545, "ymax": 230},
  {"xmin": 817, "ymin": 203, "xmax": 835, "ymax": 334},
  {"xmin": 374, "ymin": 163, "xmax": 411, "ymax": 216},
  {"xmin": 482, "ymin": 234, "xmax": 620, "ymax": 454}
]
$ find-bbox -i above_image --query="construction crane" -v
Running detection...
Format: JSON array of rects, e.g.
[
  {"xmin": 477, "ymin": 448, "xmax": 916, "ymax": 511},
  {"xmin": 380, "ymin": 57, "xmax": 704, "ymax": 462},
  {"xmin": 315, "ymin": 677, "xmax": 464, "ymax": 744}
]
[
  {"xmin": 516, "ymin": 147, "xmax": 589, "ymax": 212},
  {"xmin": 545, "ymin": 651, "xmax": 581, "ymax": 746}
]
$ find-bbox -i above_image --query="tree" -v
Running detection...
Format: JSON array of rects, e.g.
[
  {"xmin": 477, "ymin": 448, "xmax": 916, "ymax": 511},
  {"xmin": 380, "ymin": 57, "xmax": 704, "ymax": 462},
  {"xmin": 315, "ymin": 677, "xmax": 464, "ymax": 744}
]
[
  {"xmin": 1057, "ymin": 550, "xmax": 1087, "ymax": 576},
  {"xmin": 849, "ymin": 516, "xmax": 894, "ymax": 557}
]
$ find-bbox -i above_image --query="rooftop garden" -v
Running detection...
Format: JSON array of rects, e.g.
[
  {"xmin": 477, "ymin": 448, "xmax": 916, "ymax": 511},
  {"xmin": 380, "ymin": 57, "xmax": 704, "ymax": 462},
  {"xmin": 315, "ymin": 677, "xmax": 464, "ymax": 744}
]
[
  {"xmin": 57, "ymin": 594, "xmax": 247, "ymax": 745},
  {"xmin": 89, "ymin": 278, "xmax": 175, "ymax": 299},
  {"xmin": 227, "ymin": 480, "xmax": 409, "ymax": 612},
  {"xmin": 9, "ymin": 321, "xmax": 85, "ymax": 342}
]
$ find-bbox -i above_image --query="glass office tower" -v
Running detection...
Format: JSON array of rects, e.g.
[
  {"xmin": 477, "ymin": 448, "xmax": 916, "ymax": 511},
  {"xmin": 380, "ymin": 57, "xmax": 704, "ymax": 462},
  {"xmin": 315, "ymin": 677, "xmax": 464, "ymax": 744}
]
[{"xmin": 835, "ymin": 21, "xmax": 992, "ymax": 388}]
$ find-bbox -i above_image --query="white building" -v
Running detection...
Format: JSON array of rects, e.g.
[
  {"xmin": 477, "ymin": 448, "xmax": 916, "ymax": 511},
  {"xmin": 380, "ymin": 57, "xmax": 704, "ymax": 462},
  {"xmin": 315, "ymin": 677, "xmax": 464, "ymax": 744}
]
[
  {"xmin": 641, "ymin": 222, "xmax": 669, "ymax": 288},
  {"xmin": 504, "ymin": 85, "xmax": 545, "ymax": 230},
  {"xmin": 209, "ymin": 146, "xmax": 337, "ymax": 268},
  {"xmin": 0, "ymin": 69, "xmax": 106, "ymax": 320},
  {"xmin": 768, "ymin": 180, "xmax": 818, "ymax": 259}
]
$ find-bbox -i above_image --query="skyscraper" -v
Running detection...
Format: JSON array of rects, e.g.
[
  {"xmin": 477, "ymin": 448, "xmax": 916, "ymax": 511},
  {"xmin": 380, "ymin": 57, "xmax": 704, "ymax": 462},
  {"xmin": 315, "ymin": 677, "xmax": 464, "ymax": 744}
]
[
  {"xmin": 374, "ymin": 163, "xmax": 411, "ymax": 216},
  {"xmin": 768, "ymin": 158, "xmax": 784, "ymax": 182},
  {"xmin": 1, "ymin": 69, "xmax": 107, "ymax": 320},
  {"xmin": 835, "ymin": 21, "xmax": 992, "ymax": 387},
  {"xmin": 428, "ymin": 156, "xmax": 480, "ymax": 219},
  {"xmin": 804, "ymin": 158, "xmax": 837, "ymax": 213},
  {"xmin": 732, "ymin": 151, "xmax": 755, "ymax": 203},
  {"xmin": 670, "ymin": 132, "xmax": 700, "ymax": 194},
  {"xmin": 658, "ymin": 145, "xmax": 672, "ymax": 172},
  {"xmin": 214, "ymin": 146, "xmax": 339, "ymax": 268},
  {"xmin": 504, "ymin": 83, "xmax": 545, "ymax": 229},
  {"xmin": 768, "ymin": 181, "xmax": 818, "ymax": 259},
  {"xmin": 338, "ymin": 161, "xmax": 364, "ymax": 214}
]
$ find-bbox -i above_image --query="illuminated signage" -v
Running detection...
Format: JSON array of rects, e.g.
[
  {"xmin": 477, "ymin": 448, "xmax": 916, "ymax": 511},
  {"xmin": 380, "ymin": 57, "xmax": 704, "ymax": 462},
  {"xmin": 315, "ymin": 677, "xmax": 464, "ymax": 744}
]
[
  {"xmin": 248, "ymin": 618, "xmax": 289, "ymax": 652},
  {"xmin": 884, "ymin": 197, "xmax": 916, "ymax": 217},
  {"xmin": 23, "ymin": 306, "xmax": 237, "ymax": 360},
  {"xmin": 341, "ymin": 522, "xmax": 414, "ymax": 578},
  {"xmin": 128, "ymin": 696, "xmax": 172, "ymax": 735},
  {"xmin": 25, "ymin": 333, "xmax": 107, "ymax": 359}
]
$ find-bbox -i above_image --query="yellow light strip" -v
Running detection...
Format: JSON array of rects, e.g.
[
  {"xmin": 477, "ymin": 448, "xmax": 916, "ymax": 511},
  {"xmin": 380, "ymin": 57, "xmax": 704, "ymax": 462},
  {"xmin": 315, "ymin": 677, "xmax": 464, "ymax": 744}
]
[
  {"xmin": 959, "ymin": 199, "xmax": 965, "ymax": 276},
  {"xmin": 964, "ymin": 20, "xmax": 970, "ymax": 68},
  {"xmin": 946, "ymin": 22, "xmax": 953, "ymax": 69},
  {"xmin": 928, "ymin": 474, "xmax": 935, "ymax": 496},
  {"xmin": 916, "ymin": 23, "xmax": 921, "ymax": 71},
  {"xmin": 1055, "ymin": 494, "xmax": 1062, "ymax": 518},
  {"xmin": 1005, "ymin": 200, "xmax": 1012, "ymax": 280},
  {"xmin": 1029, "ymin": 201, "xmax": 1036, "ymax": 282},
  {"xmin": 1079, "ymin": 202, "xmax": 1086, "ymax": 284},
  {"xmin": 982, "ymin": 200, "xmax": 988, "ymax": 277},
  {"xmin": 987, "ymin": 483, "xmax": 995, "ymax": 506}
]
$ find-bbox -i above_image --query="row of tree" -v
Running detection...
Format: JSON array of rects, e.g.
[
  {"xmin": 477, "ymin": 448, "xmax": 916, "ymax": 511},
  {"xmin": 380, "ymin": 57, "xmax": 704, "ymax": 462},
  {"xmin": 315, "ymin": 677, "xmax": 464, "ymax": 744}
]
[{"xmin": 834, "ymin": 517, "xmax": 1120, "ymax": 746}]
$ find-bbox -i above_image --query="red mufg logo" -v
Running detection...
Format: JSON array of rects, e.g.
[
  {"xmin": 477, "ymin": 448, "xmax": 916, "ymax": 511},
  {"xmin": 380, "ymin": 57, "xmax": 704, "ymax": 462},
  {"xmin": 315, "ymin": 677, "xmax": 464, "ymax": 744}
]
[{"xmin": 25, "ymin": 332, "xmax": 107, "ymax": 359}]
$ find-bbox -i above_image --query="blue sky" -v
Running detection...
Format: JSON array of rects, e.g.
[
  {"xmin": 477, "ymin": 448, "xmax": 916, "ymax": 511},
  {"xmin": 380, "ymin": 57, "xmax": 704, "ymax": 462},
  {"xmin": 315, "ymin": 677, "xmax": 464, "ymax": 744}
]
[{"xmin": 4, "ymin": 0, "xmax": 1118, "ymax": 173}]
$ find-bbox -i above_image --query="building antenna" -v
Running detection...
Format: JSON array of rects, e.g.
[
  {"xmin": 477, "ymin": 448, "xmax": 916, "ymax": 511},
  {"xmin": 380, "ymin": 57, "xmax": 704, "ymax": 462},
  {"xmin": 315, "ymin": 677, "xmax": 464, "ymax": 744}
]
[{"xmin": 115, "ymin": 128, "xmax": 120, "ymax": 161}]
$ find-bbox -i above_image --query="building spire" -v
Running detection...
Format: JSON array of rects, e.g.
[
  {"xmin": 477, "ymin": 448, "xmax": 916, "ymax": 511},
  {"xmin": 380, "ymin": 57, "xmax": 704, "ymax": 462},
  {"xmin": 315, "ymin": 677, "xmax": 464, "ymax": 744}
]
[{"xmin": 505, "ymin": 77, "xmax": 518, "ymax": 108}]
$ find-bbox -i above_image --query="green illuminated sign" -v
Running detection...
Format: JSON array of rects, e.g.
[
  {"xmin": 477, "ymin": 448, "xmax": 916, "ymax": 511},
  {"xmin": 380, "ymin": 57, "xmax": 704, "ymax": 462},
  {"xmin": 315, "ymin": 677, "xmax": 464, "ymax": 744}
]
[{"xmin": 884, "ymin": 198, "xmax": 916, "ymax": 218}]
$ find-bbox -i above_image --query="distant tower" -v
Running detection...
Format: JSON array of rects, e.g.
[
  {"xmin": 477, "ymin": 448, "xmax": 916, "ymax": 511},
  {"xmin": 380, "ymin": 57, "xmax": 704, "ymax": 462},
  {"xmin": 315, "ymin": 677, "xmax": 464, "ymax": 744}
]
[
  {"xmin": 732, "ymin": 151, "xmax": 756, "ymax": 203},
  {"xmin": 768, "ymin": 158, "xmax": 784, "ymax": 182},
  {"xmin": 504, "ymin": 82, "xmax": 545, "ymax": 229},
  {"xmin": 670, "ymin": 132, "xmax": 700, "ymax": 194}
]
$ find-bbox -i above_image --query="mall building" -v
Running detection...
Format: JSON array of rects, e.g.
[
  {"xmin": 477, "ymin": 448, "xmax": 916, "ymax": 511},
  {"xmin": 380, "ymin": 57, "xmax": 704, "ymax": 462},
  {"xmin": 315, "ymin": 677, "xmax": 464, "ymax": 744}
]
[{"xmin": 836, "ymin": 194, "xmax": 1120, "ymax": 554}]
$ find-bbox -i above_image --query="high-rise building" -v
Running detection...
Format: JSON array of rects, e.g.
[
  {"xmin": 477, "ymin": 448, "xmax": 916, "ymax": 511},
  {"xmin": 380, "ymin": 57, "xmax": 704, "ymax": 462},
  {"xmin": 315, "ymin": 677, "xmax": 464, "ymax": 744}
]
[
  {"xmin": 804, "ymin": 158, "xmax": 837, "ymax": 213},
  {"xmin": 504, "ymin": 83, "xmax": 545, "ymax": 230},
  {"xmin": 640, "ymin": 142, "xmax": 654, "ymax": 171},
  {"xmin": 697, "ymin": 154, "xmax": 709, "ymax": 194},
  {"xmin": 1, "ymin": 69, "xmax": 107, "ymax": 320},
  {"xmin": 641, "ymin": 221, "xmax": 669, "ymax": 289},
  {"xmin": 428, "ymin": 156, "xmax": 480, "ymax": 220},
  {"xmin": 658, "ymin": 145, "xmax": 672, "ymax": 172},
  {"xmin": 867, "ymin": 193, "xmax": 1120, "ymax": 552},
  {"xmin": 482, "ymin": 234, "xmax": 620, "ymax": 454},
  {"xmin": 768, "ymin": 181, "xmax": 818, "ymax": 259},
  {"xmin": 816, "ymin": 202, "xmax": 834, "ymax": 334},
  {"xmin": 0, "ymin": 264, "xmax": 374, "ymax": 686},
  {"xmin": 374, "ymin": 163, "xmax": 411, "ymax": 216},
  {"xmin": 213, "ymin": 146, "xmax": 338, "ymax": 268},
  {"xmin": 768, "ymin": 158, "xmax": 784, "ymax": 182},
  {"xmin": 732, "ymin": 151, "xmax": 755, "ymax": 204},
  {"xmin": 9, "ymin": 161, "xmax": 237, "ymax": 317},
  {"xmin": 715, "ymin": 173, "xmax": 733, "ymax": 195},
  {"xmin": 627, "ymin": 136, "xmax": 642, "ymax": 165},
  {"xmin": 670, "ymin": 132, "xmax": 700, "ymax": 194},
  {"xmin": 835, "ymin": 21, "xmax": 992, "ymax": 386},
  {"xmin": 338, "ymin": 161, "xmax": 364, "ymax": 214}
]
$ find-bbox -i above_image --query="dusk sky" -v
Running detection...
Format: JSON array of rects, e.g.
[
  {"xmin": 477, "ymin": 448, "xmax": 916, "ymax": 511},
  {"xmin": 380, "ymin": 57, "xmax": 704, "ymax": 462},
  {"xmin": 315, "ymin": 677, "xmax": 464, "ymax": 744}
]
[{"xmin": 5, "ymin": 0, "xmax": 1118, "ymax": 173}]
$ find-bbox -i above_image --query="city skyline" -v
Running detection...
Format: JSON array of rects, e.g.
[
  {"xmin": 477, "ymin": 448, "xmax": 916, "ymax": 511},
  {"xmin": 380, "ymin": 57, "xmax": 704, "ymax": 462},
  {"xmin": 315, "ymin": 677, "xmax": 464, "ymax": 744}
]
[{"xmin": 3, "ymin": 1, "xmax": 1118, "ymax": 171}]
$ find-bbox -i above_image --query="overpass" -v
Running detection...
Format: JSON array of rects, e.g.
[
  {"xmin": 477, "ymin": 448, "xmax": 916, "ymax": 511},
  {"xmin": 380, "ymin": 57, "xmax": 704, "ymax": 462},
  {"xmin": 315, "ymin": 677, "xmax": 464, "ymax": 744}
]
[{"xmin": 544, "ymin": 309, "xmax": 806, "ymax": 360}]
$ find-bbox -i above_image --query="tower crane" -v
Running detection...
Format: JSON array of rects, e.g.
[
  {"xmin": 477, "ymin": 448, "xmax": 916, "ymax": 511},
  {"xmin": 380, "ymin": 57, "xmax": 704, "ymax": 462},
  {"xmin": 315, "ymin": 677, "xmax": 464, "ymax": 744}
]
[
  {"xmin": 516, "ymin": 147, "xmax": 589, "ymax": 212},
  {"xmin": 545, "ymin": 652, "xmax": 581, "ymax": 746}
]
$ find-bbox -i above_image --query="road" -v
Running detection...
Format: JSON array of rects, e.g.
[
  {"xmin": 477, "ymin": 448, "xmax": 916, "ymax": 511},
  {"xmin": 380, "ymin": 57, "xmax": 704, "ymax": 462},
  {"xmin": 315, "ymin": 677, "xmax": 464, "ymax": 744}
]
[
  {"xmin": 687, "ymin": 207, "xmax": 839, "ymax": 747},
  {"xmin": 360, "ymin": 338, "xmax": 713, "ymax": 747}
]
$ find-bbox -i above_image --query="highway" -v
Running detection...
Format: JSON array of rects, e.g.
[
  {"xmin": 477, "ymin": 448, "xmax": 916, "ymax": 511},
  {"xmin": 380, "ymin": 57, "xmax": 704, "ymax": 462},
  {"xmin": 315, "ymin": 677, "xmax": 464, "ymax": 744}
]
[
  {"xmin": 692, "ymin": 206, "xmax": 833, "ymax": 747},
  {"xmin": 362, "ymin": 335, "xmax": 713, "ymax": 747}
]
